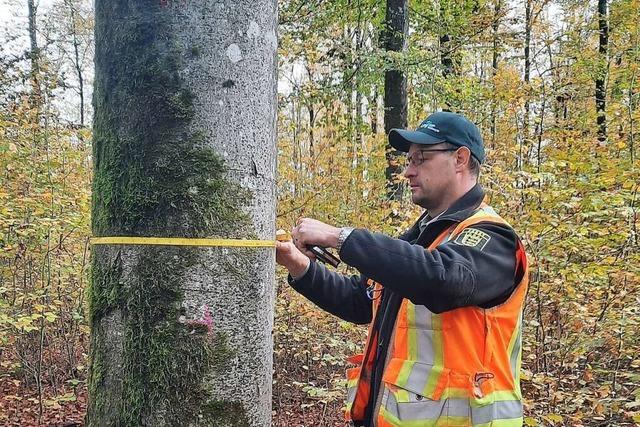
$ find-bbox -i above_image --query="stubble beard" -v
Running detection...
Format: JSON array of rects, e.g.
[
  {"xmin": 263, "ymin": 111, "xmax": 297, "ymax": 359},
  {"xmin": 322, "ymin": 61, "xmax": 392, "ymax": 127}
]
[{"xmin": 411, "ymin": 190, "xmax": 432, "ymax": 210}]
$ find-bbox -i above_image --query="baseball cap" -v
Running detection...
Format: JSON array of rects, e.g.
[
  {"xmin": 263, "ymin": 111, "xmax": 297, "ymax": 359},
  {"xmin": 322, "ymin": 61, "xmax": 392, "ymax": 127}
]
[{"xmin": 388, "ymin": 111, "xmax": 485, "ymax": 163}]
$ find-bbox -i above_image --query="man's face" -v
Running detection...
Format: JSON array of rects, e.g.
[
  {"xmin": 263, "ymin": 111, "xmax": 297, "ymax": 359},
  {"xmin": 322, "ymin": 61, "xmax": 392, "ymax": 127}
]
[{"xmin": 403, "ymin": 143, "xmax": 458, "ymax": 210}]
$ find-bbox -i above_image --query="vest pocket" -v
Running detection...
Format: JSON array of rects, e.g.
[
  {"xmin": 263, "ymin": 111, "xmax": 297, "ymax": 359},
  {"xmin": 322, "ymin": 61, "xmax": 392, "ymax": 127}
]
[
  {"xmin": 377, "ymin": 360, "xmax": 451, "ymax": 424},
  {"xmin": 377, "ymin": 379, "xmax": 448, "ymax": 424}
]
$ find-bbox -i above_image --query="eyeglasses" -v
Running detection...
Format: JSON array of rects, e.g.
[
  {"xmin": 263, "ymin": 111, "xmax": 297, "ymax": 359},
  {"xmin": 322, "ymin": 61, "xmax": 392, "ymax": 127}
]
[{"xmin": 405, "ymin": 148, "xmax": 458, "ymax": 167}]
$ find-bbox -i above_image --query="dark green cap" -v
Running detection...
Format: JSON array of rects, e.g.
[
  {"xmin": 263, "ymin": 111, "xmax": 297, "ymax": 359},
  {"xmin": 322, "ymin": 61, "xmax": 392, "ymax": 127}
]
[{"xmin": 389, "ymin": 111, "xmax": 485, "ymax": 163}]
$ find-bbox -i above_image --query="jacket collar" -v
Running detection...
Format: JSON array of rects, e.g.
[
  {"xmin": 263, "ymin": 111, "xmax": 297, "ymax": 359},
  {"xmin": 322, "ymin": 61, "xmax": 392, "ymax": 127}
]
[
  {"xmin": 401, "ymin": 183, "xmax": 485, "ymax": 242},
  {"xmin": 437, "ymin": 183, "xmax": 485, "ymax": 222}
]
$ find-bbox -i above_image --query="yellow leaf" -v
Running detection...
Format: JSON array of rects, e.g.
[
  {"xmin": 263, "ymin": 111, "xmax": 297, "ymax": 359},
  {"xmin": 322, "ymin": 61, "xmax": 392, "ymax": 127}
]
[{"xmin": 543, "ymin": 414, "xmax": 563, "ymax": 423}]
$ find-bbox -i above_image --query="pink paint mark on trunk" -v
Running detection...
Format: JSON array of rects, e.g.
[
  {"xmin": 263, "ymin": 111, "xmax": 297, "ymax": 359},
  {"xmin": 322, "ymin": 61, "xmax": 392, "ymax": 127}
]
[{"xmin": 186, "ymin": 304, "xmax": 214, "ymax": 335}]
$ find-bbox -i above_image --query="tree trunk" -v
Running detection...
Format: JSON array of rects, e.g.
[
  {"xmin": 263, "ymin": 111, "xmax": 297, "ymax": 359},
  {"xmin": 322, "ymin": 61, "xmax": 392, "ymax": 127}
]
[
  {"xmin": 64, "ymin": 0, "xmax": 86, "ymax": 127},
  {"xmin": 522, "ymin": 0, "xmax": 531, "ymax": 170},
  {"xmin": 440, "ymin": 33, "xmax": 455, "ymax": 80},
  {"xmin": 27, "ymin": 0, "xmax": 41, "ymax": 103},
  {"xmin": 382, "ymin": 0, "xmax": 408, "ymax": 201},
  {"xmin": 87, "ymin": 1, "xmax": 277, "ymax": 426},
  {"xmin": 596, "ymin": 0, "xmax": 608, "ymax": 142},
  {"xmin": 490, "ymin": 0, "xmax": 501, "ymax": 147}
]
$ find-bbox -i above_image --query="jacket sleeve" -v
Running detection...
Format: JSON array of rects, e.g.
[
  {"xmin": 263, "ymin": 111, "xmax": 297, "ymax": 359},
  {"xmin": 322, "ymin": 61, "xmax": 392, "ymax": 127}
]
[
  {"xmin": 338, "ymin": 223, "xmax": 518, "ymax": 313},
  {"xmin": 287, "ymin": 261, "xmax": 373, "ymax": 325}
]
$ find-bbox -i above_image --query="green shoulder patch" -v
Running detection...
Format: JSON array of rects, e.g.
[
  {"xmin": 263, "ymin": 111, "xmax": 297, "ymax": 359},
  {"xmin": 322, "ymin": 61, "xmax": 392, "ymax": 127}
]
[{"xmin": 453, "ymin": 228, "xmax": 491, "ymax": 250}]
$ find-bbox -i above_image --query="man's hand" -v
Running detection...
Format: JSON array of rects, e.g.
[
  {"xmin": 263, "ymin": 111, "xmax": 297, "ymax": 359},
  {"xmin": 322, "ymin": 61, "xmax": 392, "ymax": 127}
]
[
  {"xmin": 292, "ymin": 218, "xmax": 341, "ymax": 259},
  {"xmin": 275, "ymin": 241, "xmax": 311, "ymax": 279}
]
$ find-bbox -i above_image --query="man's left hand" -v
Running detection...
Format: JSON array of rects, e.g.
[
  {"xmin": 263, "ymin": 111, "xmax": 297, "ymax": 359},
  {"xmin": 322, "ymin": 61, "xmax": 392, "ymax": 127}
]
[{"xmin": 292, "ymin": 218, "xmax": 341, "ymax": 259}]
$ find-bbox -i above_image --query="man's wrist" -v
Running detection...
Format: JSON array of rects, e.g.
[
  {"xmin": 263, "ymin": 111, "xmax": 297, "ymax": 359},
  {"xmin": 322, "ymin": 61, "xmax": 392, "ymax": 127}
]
[
  {"xmin": 289, "ymin": 257, "xmax": 311, "ymax": 279},
  {"xmin": 336, "ymin": 227, "xmax": 354, "ymax": 253}
]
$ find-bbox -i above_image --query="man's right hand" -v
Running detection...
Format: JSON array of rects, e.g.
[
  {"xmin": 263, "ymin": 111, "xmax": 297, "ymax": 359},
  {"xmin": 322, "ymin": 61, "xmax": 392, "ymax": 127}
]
[{"xmin": 276, "ymin": 241, "xmax": 311, "ymax": 279}]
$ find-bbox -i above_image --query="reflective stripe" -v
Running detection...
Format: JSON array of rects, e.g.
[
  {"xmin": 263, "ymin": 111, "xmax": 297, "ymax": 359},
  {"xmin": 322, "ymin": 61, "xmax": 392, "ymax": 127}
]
[
  {"xmin": 380, "ymin": 392, "xmax": 522, "ymax": 423},
  {"xmin": 403, "ymin": 361, "xmax": 437, "ymax": 398},
  {"xmin": 346, "ymin": 368, "xmax": 359, "ymax": 409},
  {"xmin": 407, "ymin": 303, "xmax": 418, "ymax": 360},
  {"xmin": 508, "ymin": 314, "xmax": 523, "ymax": 383},
  {"xmin": 447, "ymin": 398, "xmax": 472, "ymax": 417},
  {"xmin": 415, "ymin": 329, "xmax": 435, "ymax": 364},
  {"xmin": 346, "ymin": 386, "xmax": 357, "ymax": 409},
  {"xmin": 422, "ymin": 314, "xmax": 443, "ymax": 397},
  {"xmin": 413, "ymin": 304, "xmax": 435, "ymax": 330},
  {"xmin": 474, "ymin": 417, "xmax": 524, "ymax": 427},
  {"xmin": 472, "ymin": 399, "xmax": 523, "ymax": 424}
]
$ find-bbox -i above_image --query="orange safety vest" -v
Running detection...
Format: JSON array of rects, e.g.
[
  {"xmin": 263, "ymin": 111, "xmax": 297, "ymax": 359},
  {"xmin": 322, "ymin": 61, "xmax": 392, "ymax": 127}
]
[{"xmin": 345, "ymin": 205, "xmax": 528, "ymax": 426}]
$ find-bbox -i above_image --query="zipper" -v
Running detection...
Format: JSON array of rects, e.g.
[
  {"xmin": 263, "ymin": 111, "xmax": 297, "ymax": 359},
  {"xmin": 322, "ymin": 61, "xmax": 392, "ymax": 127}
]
[
  {"xmin": 363, "ymin": 288, "xmax": 389, "ymax": 425},
  {"xmin": 371, "ymin": 322, "xmax": 397, "ymax": 426}
]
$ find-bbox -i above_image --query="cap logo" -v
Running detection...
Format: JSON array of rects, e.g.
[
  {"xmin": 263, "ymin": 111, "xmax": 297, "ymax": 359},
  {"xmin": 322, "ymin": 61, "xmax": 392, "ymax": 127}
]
[{"xmin": 419, "ymin": 120, "xmax": 440, "ymax": 133}]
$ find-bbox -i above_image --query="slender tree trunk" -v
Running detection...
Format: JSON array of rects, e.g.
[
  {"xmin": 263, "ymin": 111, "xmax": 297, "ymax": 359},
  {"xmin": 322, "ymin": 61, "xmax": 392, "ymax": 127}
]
[
  {"xmin": 490, "ymin": 0, "xmax": 501, "ymax": 147},
  {"xmin": 370, "ymin": 87, "xmax": 378, "ymax": 134},
  {"xmin": 629, "ymin": 64, "xmax": 636, "ymax": 164},
  {"xmin": 64, "ymin": 0, "xmax": 85, "ymax": 126},
  {"xmin": 439, "ymin": 0, "xmax": 461, "ymax": 112},
  {"xmin": 596, "ymin": 0, "xmax": 608, "ymax": 142},
  {"xmin": 27, "ymin": 0, "xmax": 39, "ymax": 72},
  {"xmin": 440, "ymin": 34, "xmax": 455, "ymax": 80},
  {"xmin": 522, "ymin": 0, "xmax": 532, "ymax": 170},
  {"xmin": 382, "ymin": 0, "xmax": 408, "ymax": 201},
  {"xmin": 27, "ymin": 0, "xmax": 41, "ymax": 104},
  {"xmin": 87, "ymin": 1, "xmax": 277, "ymax": 426}
]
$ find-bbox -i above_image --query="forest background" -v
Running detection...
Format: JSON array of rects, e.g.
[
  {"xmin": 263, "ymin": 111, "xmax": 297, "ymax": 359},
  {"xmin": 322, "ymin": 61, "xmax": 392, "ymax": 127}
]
[{"xmin": 0, "ymin": 0, "xmax": 638, "ymax": 425}]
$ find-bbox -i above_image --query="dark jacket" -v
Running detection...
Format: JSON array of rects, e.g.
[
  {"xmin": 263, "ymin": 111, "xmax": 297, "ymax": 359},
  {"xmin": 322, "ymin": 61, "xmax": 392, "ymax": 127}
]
[{"xmin": 288, "ymin": 184, "xmax": 520, "ymax": 426}]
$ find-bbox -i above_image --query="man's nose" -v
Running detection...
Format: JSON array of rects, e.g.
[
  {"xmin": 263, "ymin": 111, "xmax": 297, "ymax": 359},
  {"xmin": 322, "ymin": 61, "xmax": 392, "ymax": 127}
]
[{"xmin": 404, "ymin": 163, "xmax": 415, "ymax": 178}]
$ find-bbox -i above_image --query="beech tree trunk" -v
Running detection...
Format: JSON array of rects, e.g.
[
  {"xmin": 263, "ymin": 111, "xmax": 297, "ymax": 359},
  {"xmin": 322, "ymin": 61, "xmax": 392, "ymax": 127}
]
[{"xmin": 87, "ymin": 1, "xmax": 277, "ymax": 426}]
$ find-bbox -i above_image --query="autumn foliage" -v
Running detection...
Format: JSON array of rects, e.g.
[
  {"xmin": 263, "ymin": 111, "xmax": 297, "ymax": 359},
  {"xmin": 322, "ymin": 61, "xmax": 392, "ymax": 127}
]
[{"xmin": 1, "ymin": 0, "xmax": 639, "ymax": 425}]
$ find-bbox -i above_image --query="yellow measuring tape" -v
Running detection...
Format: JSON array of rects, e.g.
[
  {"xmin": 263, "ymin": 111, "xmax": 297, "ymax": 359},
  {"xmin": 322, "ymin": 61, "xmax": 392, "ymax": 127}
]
[
  {"xmin": 90, "ymin": 236, "xmax": 276, "ymax": 248},
  {"xmin": 90, "ymin": 230, "xmax": 291, "ymax": 247}
]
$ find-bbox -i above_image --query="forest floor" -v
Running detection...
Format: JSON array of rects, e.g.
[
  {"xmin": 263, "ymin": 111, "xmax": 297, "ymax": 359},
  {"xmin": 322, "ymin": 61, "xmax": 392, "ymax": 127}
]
[
  {"xmin": 0, "ymin": 276, "xmax": 363, "ymax": 427},
  {"xmin": 1, "ymin": 277, "xmax": 638, "ymax": 426}
]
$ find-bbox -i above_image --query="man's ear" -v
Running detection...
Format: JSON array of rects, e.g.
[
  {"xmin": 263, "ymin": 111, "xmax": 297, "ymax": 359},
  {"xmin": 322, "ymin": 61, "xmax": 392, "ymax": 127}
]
[{"xmin": 454, "ymin": 146, "xmax": 472, "ymax": 172}]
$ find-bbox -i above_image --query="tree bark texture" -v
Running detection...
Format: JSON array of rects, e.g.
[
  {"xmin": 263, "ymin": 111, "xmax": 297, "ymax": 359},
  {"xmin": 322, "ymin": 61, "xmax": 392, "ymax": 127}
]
[
  {"xmin": 87, "ymin": 1, "xmax": 277, "ymax": 426},
  {"xmin": 382, "ymin": 0, "xmax": 408, "ymax": 201}
]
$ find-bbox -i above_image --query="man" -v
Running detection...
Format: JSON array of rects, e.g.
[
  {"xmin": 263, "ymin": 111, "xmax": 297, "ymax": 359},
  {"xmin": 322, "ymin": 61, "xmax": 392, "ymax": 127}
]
[{"xmin": 276, "ymin": 111, "xmax": 528, "ymax": 426}]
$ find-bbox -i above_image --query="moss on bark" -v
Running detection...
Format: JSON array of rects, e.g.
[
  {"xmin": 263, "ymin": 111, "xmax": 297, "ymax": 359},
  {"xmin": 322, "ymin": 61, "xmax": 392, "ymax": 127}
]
[
  {"xmin": 88, "ymin": 247, "xmax": 242, "ymax": 426},
  {"xmin": 89, "ymin": 3, "xmax": 253, "ymax": 425},
  {"xmin": 91, "ymin": 8, "xmax": 251, "ymax": 239}
]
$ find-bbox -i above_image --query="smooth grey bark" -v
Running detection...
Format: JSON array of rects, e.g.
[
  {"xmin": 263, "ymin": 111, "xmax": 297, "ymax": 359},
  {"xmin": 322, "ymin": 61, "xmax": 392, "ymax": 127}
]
[
  {"xmin": 382, "ymin": 0, "xmax": 408, "ymax": 201},
  {"xmin": 88, "ymin": 1, "xmax": 277, "ymax": 426}
]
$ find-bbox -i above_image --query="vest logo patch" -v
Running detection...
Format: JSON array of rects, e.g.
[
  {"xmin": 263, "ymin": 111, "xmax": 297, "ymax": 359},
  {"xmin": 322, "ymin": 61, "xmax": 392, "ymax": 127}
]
[{"xmin": 453, "ymin": 228, "xmax": 491, "ymax": 250}]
